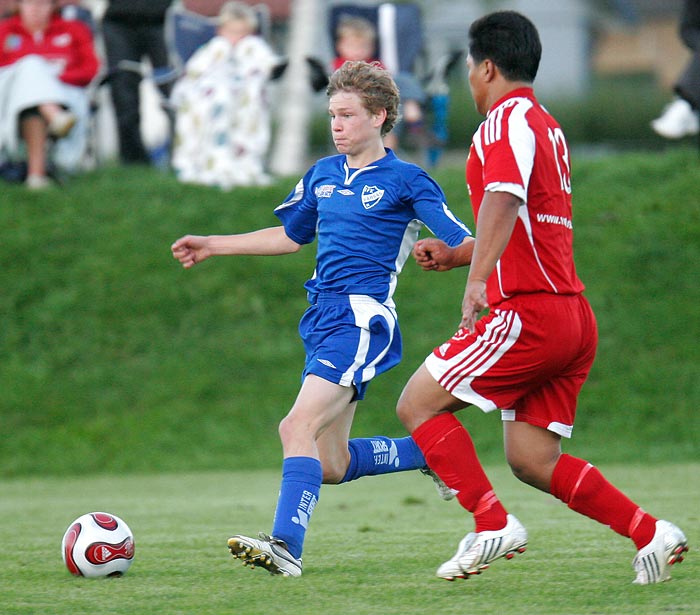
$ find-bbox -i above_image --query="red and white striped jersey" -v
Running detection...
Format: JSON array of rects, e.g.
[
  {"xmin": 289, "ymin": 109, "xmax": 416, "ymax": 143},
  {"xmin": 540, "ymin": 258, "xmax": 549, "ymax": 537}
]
[{"xmin": 466, "ymin": 87, "xmax": 585, "ymax": 308}]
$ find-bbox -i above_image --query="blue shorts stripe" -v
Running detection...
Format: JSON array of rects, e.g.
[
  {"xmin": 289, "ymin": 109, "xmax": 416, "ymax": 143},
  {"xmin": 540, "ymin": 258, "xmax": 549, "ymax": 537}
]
[{"xmin": 299, "ymin": 294, "xmax": 402, "ymax": 400}]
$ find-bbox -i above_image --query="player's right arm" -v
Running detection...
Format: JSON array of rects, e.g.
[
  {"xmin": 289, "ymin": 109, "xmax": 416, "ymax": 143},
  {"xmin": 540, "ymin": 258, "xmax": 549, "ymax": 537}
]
[
  {"xmin": 413, "ymin": 236, "xmax": 474, "ymax": 271},
  {"xmin": 171, "ymin": 226, "xmax": 301, "ymax": 269}
]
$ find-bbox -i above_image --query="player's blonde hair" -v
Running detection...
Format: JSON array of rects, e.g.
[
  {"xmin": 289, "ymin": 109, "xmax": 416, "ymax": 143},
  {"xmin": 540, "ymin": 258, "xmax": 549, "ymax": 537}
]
[{"xmin": 327, "ymin": 60, "xmax": 399, "ymax": 136}]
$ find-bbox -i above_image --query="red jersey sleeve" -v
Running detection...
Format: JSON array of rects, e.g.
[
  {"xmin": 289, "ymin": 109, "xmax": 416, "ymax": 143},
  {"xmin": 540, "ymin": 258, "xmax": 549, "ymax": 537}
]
[
  {"xmin": 57, "ymin": 19, "xmax": 99, "ymax": 87},
  {"xmin": 467, "ymin": 88, "xmax": 585, "ymax": 305}
]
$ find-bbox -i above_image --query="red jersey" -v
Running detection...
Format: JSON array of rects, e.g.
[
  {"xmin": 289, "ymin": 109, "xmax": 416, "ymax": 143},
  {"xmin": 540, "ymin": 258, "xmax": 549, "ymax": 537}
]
[
  {"xmin": 0, "ymin": 14, "xmax": 98, "ymax": 86},
  {"xmin": 466, "ymin": 87, "xmax": 585, "ymax": 308}
]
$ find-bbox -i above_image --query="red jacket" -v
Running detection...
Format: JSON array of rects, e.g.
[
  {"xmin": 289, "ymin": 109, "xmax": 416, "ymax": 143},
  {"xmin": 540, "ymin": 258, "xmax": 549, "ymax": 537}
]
[
  {"xmin": 0, "ymin": 14, "xmax": 99, "ymax": 86},
  {"xmin": 332, "ymin": 56, "xmax": 384, "ymax": 72}
]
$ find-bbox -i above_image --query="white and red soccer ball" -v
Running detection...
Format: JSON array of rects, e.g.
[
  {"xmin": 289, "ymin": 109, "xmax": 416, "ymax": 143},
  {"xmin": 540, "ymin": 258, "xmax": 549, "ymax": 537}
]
[{"xmin": 61, "ymin": 512, "xmax": 135, "ymax": 578}]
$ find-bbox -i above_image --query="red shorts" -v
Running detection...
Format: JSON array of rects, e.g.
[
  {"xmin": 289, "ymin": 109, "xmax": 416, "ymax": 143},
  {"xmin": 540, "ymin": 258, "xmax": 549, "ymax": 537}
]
[{"xmin": 424, "ymin": 293, "xmax": 598, "ymax": 437}]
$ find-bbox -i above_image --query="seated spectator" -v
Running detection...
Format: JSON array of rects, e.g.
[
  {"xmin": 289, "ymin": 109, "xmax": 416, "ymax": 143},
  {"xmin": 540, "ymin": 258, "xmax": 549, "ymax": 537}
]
[
  {"xmin": 0, "ymin": 0, "xmax": 99, "ymax": 189},
  {"xmin": 170, "ymin": 1, "xmax": 278, "ymax": 189},
  {"xmin": 332, "ymin": 15, "xmax": 428, "ymax": 151}
]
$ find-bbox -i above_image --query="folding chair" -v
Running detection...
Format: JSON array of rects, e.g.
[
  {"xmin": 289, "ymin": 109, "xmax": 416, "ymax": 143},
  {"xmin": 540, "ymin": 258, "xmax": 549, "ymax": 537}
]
[
  {"xmin": 165, "ymin": 0, "xmax": 276, "ymax": 74},
  {"xmin": 165, "ymin": 2, "xmax": 218, "ymax": 73},
  {"xmin": 327, "ymin": 3, "xmax": 461, "ymax": 167},
  {"xmin": 329, "ymin": 3, "xmax": 424, "ymax": 79},
  {"xmin": 59, "ymin": 2, "xmax": 106, "ymax": 170}
]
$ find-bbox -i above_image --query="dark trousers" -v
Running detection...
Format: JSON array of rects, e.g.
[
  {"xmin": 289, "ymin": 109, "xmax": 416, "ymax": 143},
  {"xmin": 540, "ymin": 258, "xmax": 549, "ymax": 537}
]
[
  {"xmin": 676, "ymin": 0, "xmax": 700, "ymax": 109},
  {"xmin": 102, "ymin": 20, "xmax": 172, "ymax": 164}
]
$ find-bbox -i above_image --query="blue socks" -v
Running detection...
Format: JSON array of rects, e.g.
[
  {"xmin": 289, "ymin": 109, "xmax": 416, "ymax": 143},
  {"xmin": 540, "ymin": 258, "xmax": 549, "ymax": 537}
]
[
  {"xmin": 270, "ymin": 438, "xmax": 425, "ymax": 560},
  {"xmin": 271, "ymin": 456, "xmax": 322, "ymax": 560},
  {"xmin": 340, "ymin": 436, "xmax": 426, "ymax": 483}
]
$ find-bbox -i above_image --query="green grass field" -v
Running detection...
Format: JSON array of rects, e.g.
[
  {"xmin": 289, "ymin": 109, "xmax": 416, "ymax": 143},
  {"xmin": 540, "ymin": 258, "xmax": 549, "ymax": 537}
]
[
  {"xmin": 1, "ymin": 464, "xmax": 697, "ymax": 615},
  {"xmin": 2, "ymin": 148, "xmax": 699, "ymax": 477}
]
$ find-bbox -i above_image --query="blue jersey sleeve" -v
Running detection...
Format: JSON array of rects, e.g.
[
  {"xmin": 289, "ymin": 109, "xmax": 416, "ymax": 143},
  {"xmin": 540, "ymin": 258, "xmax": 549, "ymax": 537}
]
[
  {"xmin": 273, "ymin": 167, "xmax": 319, "ymax": 245},
  {"xmin": 407, "ymin": 168, "xmax": 472, "ymax": 246}
]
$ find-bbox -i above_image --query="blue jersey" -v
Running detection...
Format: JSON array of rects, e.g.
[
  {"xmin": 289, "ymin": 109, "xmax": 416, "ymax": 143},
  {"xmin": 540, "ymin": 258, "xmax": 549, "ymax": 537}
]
[{"xmin": 274, "ymin": 149, "xmax": 472, "ymax": 305}]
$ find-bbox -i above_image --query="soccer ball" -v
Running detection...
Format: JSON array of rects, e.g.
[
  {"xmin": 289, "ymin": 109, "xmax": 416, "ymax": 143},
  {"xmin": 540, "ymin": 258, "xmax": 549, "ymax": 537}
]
[{"xmin": 61, "ymin": 512, "xmax": 135, "ymax": 578}]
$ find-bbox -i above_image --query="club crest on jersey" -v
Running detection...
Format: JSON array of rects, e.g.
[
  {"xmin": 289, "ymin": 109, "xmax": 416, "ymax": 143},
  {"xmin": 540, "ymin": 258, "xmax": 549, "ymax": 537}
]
[
  {"xmin": 315, "ymin": 184, "xmax": 336, "ymax": 198},
  {"xmin": 361, "ymin": 186, "xmax": 384, "ymax": 209}
]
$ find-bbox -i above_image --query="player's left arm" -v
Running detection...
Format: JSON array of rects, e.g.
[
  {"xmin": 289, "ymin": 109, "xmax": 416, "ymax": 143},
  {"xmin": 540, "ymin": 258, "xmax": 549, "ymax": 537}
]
[{"xmin": 461, "ymin": 190, "xmax": 521, "ymax": 330}]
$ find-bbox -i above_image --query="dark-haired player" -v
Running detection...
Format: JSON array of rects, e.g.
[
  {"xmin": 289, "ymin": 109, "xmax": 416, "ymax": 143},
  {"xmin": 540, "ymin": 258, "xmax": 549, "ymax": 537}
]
[{"xmin": 396, "ymin": 11, "xmax": 688, "ymax": 584}]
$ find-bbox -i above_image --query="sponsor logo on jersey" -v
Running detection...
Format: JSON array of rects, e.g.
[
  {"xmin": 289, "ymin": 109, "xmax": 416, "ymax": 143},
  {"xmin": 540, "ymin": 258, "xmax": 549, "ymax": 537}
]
[
  {"xmin": 361, "ymin": 185, "xmax": 384, "ymax": 209},
  {"xmin": 315, "ymin": 184, "xmax": 336, "ymax": 198},
  {"xmin": 317, "ymin": 358, "xmax": 337, "ymax": 369},
  {"xmin": 338, "ymin": 189, "xmax": 354, "ymax": 196},
  {"xmin": 536, "ymin": 212, "xmax": 573, "ymax": 229}
]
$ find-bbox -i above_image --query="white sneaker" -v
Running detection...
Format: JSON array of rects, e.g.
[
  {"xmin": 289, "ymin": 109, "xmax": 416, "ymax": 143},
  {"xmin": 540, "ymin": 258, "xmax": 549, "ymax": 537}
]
[
  {"xmin": 228, "ymin": 533, "xmax": 302, "ymax": 577},
  {"xmin": 48, "ymin": 110, "xmax": 77, "ymax": 138},
  {"xmin": 632, "ymin": 520, "xmax": 688, "ymax": 585},
  {"xmin": 25, "ymin": 174, "xmax": 52, "ymax": 190},
  {"xmin": 437, "ymin": 514, "xmax": 527, "ymax": 580},
  {"xmin": 651, "ymin": 98, "xmax": 699, "ymax": 139},
  {"xmin": 420, "ymin": 467, "xmax": 457, "ymax": 501}
]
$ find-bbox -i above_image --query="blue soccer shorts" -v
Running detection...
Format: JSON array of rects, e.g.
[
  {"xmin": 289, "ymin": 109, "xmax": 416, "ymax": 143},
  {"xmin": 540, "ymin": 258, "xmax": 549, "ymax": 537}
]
[{"xmin": 299, "ymin": 293, "xmax": 402, "ymax": 401}]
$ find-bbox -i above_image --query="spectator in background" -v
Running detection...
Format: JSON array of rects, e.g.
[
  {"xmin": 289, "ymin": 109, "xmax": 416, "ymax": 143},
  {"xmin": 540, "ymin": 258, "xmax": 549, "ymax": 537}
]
[
  {"xmin": 101, "ymin": 0, "xmax": 172, "ymax": 164},
  {"xmin": 651, "ymin": 0, "xmax": 700, "ymax": 139},
  {"xmin": 0, "ymin": 0, "xmax": 99, "ymax": 188},
  {"xmin": 170, "ymin": 1, "xmax": 278, "ymax": 189},
  {"xmin": 333, "ymin": 15, "xmax": 429, "ymax": 151}
]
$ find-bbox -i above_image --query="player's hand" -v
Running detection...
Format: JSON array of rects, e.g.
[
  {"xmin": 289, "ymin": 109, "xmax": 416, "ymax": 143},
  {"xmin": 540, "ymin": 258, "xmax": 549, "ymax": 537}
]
[
  {"xmin": 171, "ymin": 234, "xmax": 211, "ymax": 268},
  {"xmin": 413, "ymin": 238, "xmax": 455, "ymax": 271},
  {"xmin": 461, "ymin": 279, "xmax": 488, "ymax": 332}
]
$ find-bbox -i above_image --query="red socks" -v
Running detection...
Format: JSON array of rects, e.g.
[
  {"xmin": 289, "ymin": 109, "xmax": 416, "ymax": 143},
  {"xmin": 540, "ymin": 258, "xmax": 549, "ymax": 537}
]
[
  {"xmin": 413, "ymin": 415, "xmax": 656, "ymax": 549},
  {"xmin": 550, "ymin": 453, "xmax": 656, "ymax": 549},
  {"xmin": 412, "ymin": 413, "xmax": 508, "ymax": 532}
]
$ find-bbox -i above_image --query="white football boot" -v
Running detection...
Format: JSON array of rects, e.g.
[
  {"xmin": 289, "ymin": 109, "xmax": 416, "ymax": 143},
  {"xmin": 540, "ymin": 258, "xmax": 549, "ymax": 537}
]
[
  {"xmin": 228, "ymin": 533, "xmax": 302, "ymax": 577},
  {"xmin": 632, "ymin": 520, "xmax": 688, "ymax": 584},
  {"xmin": 437, "ymin": 514, "xmax": 528, "ymax": 580},
  {"xmin": 420, "ymin": 467, "xmax": 457, "ymax": 501}
]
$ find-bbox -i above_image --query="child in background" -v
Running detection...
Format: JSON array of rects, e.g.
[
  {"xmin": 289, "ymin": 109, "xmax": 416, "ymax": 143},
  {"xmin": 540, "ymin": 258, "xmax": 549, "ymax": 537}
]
[
  {"xmin": 333, "ymin": 15, "xmax": 428, "ymax": 150},
  {"xmin": 170, "ymin": 1, "xmax": 278, "ymax": 189}
]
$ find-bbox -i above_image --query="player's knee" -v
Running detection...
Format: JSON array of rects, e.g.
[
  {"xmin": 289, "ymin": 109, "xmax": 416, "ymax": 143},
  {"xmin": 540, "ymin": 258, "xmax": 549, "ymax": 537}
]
[
  {"xmin": 508, "ymin": 458, "xmax": 534, "ymax": 485},
  {"xmin": 395, "ymin": 396, "xmax": 410, "ymax": 428},
  {"xmin": 395, "ymin": 387, "xmax": 427, "ymax": 432},
  {"xmin": 506, "ymin": 446, "xmax": 536, "ymax": 482},
  {"xmin": 320, "ymin": 460, "xmax": 346, "ymax": 484},
  {"xmin": 506, "ymin": 454, "xmax": 553, "ymax": 492},
  {"xmin": 278, "ymin": 414, "xmax": 296, "ymax": 447}
]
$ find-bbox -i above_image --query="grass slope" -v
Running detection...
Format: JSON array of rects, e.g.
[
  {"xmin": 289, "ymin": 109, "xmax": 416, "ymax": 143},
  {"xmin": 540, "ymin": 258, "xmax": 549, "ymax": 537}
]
[
  {"xmin": 1, "ymin": 148, "xmax": 699, "ymax": 476},
  {"xmin": 1, "ymin": 464, "xmax": 698, "ymax": 615}
]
